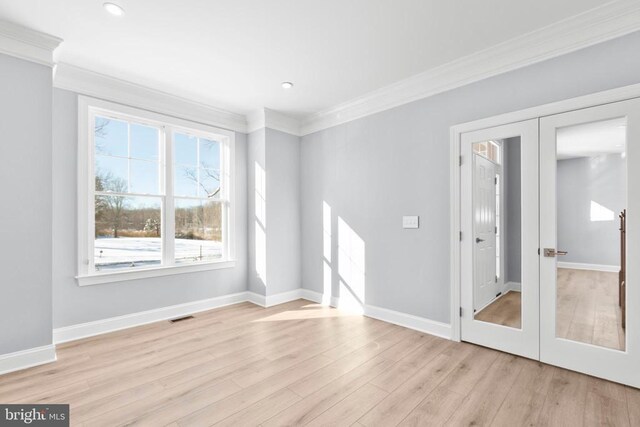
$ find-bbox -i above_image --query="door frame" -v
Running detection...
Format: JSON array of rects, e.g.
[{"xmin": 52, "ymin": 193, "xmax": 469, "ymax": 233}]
[{"xmin": 450, "ymin": 81, "xmax": 640, "ymax": 342}]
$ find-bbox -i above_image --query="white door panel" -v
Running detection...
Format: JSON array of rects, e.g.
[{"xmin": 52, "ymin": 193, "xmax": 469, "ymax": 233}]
[
  {"xmin": 540, "ymin": 98, "xmax": 640, "ymax": 388},
  {"xmin": 474, "ymin": 155, "xmax": 497, "ymax": 311},
  {"xmin": 461, "ymin": 119, "xmax": 539, "ymax": 360}
]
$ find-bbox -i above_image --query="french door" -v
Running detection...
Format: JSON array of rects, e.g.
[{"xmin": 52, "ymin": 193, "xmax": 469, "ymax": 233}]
[
  {"xmin": 460, "ymin": 119, "xmax": 539, "ymax": 360},
  {"xmin": 540, "ymin": 98, "xmax": 640, "ymax": 388},
  {"xmin": 460, "ymin": 97, "xmax": 640, "ymax": 387}
]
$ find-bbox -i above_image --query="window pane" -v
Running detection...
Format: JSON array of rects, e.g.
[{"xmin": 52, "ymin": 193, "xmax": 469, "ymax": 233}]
[
  {"xmin": 175, "ymin": 199, "xmax": 223, "ymax": 264},
  {"xmin": 130, "ymin": 124, "xmax": 159, "ymax": 161},
  {"xmin": 130, "ymin": 159, "xmax": 160, "ymax": 195},
  {"xmin": 95, "ymin": 116, "xmax": 128, "ymax": 157},
  {"xmin": 174, "ymin": 133, "xmax": 197, "ymax": 165},
  {"xmin": 95, "ymin": 156, "xmax": 128, "ymax": 192},
  {"xmin": 94, "ymin": 196, "xmax": 162, "ymax": 270},
  {"xmin": 199, "ymin": 138, "xmax": 220, "ymax": 170},
  {"xmin": 199, "ymin": 168, "xmax": 220, "ymax": 198},
  {"xmin": 174, "ymin": 165, "xmax": 199, "ymax": 197}
]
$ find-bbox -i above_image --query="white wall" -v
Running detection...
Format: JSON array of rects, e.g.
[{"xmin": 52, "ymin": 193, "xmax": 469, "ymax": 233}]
[
  {"xmin": 52, "ymin": 89, "xmax": 248, "ymax": 328},
  {"xmin": 300, "ymin": 31, "xmax": 640, "ymax": 324},
  {"xmin": 0, "ymin": 53, "xmax": 53, "ymax": 354}
]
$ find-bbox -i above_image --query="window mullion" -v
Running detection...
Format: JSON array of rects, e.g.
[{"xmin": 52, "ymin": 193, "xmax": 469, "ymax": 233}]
[{"xmin": 164, "ymin": 127, "xmax": 176, "ymax": 266}]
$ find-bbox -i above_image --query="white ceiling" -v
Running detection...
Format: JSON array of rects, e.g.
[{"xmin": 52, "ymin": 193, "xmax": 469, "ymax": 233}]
[
  {"xmin": 557, "ymin": 117, "xmax": 626, "ymax": 160},
  {"xmin": 0, "ymin": 0, "xmax": 607, "ymax": 118}
]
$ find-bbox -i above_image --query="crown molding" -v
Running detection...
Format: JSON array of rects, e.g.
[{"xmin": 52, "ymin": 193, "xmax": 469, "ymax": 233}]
[
  {"xmin": 0, "ymin": 20, "xmax": 62, "ymax": 67},
  {"xmin": 247, "ymin": 108, "xmax": 302, "ymax": 136},
  {"xmin": 246, "ymin": 109, "xmax": 266, "ymax": 134},
  {"xmin": 54, "ymin": 63, "xmax": 248, "ymax": 133},
  {"xmin": 299, "ymin": 0, "xmax": 640, "ymax": 136}
]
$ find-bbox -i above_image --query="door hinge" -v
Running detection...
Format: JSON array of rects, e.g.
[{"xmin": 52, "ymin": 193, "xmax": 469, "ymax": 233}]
[
  {"xmin": 460, "ymin": 231, "xmax": 463, "ymax": 241},
  {"xmin": 460, "ymin": 307, "xmax": 463, "ymax": 317},
  {"xmin": 538, "ymin": 248, "xmax": 540, "ymax": 255},
  {"xmin": 459, "ymin": 155, "xmax": 463, "ymax": 166},
  {"xmin": 495, "ymin": 275, "xmax": 498, "ymax": 283},
  {"xmin": 495, "ymin": 226, "xmax": 497, "ymax": 234},
  {"xmin": 495, "ymin": 176, "xmax": 498, "ymax": 185}
]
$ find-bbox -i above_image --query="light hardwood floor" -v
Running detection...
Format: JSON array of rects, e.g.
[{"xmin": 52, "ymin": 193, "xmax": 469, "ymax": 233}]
[
  {"xmin": 474, "ymin": 291, "xmax": 521, "ymax": 328},
  {"xmin": 557, "ymin": 268, "xmax": 625, "ymax": 351},
  {"xmin": 1, "ymin": 299, "xmax": 637, "ymax": 426},
  {"xmin": 474, "ymin": 269, "xmax": 625, "ymax": 351}
]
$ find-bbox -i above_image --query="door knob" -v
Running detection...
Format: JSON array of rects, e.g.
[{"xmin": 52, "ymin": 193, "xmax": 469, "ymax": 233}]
[
  {"xmin": 476, "ymin": 238, "xmax": 484, "ymax": 243},
  {"xmin": 544, "ymin": 248, "xmax": 568, "ymax": 257}
]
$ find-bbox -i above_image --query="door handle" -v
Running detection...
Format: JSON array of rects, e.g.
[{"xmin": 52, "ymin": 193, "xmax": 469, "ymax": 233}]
[
  {"xmin": 544, "ymin": 248, "xmax": 568, "ymax": 257},
  {"xmin": 476, "ymin": 238, "xmax": 484, "ymax": 243}
]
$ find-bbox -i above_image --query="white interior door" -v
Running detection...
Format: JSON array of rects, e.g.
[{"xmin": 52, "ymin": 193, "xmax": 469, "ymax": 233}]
[
  {"xmin": 540, "ymin": 98, "xmax": 640, "ymax": 387},
  {"xmin": 473, "ymin": 155, "xmax": 498, "ymax": 311},
  {"xmin": 461, "ymin": 119, "xmax": 539, "ymax": 360}
]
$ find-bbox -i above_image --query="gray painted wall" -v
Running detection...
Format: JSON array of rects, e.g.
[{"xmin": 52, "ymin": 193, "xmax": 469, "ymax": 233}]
[
  {"xmin": 0, "ymin": 54, "xmax": 53, "ymax": 354},
  {"xmin": 52, "ymin": 89, "xmax": 248, "ymax": 328},
  {"xmin": 247, "ymin": 128, "xmax": 266, "ymax": 295},
  {"xmin": 503, "ymin": 138, "xmax": 521, "ymax": 284},
  {"xmin": 247, "ymin": 128, "xmax": 301, "ymax": 297},
  {"xmin": 557, "ymin": 154, "xmax": 626, "ymax": 266},
  {"xmin": 300, "ymin": 31, "xmax": 640, "ymax": 324},
  {"xmin": 265, "ymin": 129, "xmax": 301, "ymax": 296}
]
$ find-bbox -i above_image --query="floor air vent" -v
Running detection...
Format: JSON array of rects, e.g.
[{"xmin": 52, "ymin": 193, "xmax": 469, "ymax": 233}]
[{"xmin": 169, "ymin": 315, "xmax": 194, "ymax": 323}]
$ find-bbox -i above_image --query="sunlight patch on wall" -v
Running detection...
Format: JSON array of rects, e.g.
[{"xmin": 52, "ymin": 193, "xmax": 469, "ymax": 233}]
[
  {"xmin": 590, "ymin": 200, "xmax": 614, "ymax": 222},
  {"xmin": 338, "ymin": 217, "xmax": 365, "ymax": 313},
  {"xmin": 255, "ymin": 162, "xmax": 266, "ymax": 285},
  {"xmin": 322, "ymin": 201, "xmax": 333, "ymax": 305}
]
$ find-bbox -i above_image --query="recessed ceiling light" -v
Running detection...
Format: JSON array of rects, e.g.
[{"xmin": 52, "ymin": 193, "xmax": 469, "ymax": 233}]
[
  {"xmin": 103, "ymin": 2, "xmax": 125, "ymax": 16},
  {"xmin": 281, "ymin": 82, "xmax": 294, "ymax": 89}
]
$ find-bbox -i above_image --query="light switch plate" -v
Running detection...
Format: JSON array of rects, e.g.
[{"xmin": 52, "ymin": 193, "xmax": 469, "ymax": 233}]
[{"xmin": 403, "ymin": 216, "xmax": 419, "ymax": 229}]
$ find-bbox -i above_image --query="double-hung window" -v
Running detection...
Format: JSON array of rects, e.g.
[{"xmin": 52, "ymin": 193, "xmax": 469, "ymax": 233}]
[{"xmin": 77, "ymin": 97, "xmax": 235, "ymax": 285}]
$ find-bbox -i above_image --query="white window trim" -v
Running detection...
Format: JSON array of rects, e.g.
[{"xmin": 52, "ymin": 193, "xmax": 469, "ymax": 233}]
[{"xmin": 76, "ymin": 96, "xmax": 236, "ymax": 286}]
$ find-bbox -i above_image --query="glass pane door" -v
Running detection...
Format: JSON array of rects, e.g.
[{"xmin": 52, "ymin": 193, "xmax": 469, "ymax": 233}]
[
  {"xmin": 460, "ymin": 119, "xmax": 539, "ymax": 360},
  {"xmin": 540, "ymin": 98, "xmax": 640, "ymax": 387}
]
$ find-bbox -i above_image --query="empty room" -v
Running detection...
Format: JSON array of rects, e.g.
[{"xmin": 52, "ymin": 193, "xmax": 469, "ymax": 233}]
[{"xmin": 2, "ymin": 1, "xmax": 640, "ymax": 426}]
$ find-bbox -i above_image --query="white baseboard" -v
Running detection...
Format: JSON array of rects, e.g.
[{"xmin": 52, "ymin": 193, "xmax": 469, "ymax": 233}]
[
  {"xmin": 506, "ymin": 281, "xmax": 521, "ymax": 292},
  {"xmin": 364, "ymin": 304, "xmax": 452, "ymax": 339},
  {"xmin": 246, "ymin": 289, "xmax": 317, "ymax": 308},
  {"xmin": 305, "ymin": 289, "xmax": 452, "ymax": 340},
  {"xmin": 53, "ymin": 291, "xmax": 248, "ymax": 344},
  {"xmin": 330, "ymin": 296, "xmax": 340, "ymax": 308},
  {"xmin": 299, "ymin": 289, "xmax": 324, "ymax": 304},
  {"xmin": 54, "ymin": 289, "xmax": 321, "ymax": 344},
  {"xmin": 246, "ymin": 291, "xmax": 267, "ymax": 307},
  {"xmin": 266, "ymin": 289, "xmax": 307, "ymax": 307},
  {"xmin": 0, "ymin": 345, "xmax": 57, "ymax": 376},
  {"xmin": 52, "ymin": 287, "xmax": 452, "ymax": 349},
  {"xmin": 557, "ymin": 262, "xmax": 619, "ymax": 273}
]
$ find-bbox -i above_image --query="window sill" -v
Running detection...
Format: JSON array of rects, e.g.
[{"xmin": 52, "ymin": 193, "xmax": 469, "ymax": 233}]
[{"xmin": 76, "ymin": 260, "xmax": 236, "ymax": 286}]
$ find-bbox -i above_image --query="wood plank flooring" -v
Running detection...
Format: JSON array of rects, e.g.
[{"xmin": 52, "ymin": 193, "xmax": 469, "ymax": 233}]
[
  {"xmin": 557, "ymin": 268, "xmax": 625, "ymax": 351},
  {"xmin": 474, "ymin": 291, "xmax": 521, "ymax": 328},
  {"xmin": 475, "ymin": 269, "xmax": 625, "ymax": 352},
  {"xmin": 1, "ymin": 299, "xmax": 637, "ymax": 426}
]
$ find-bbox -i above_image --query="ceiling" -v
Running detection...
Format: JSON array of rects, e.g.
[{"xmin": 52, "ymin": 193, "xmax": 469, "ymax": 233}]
[
  {"xmin": 557, "ymin": 117, "xmax": 626, "ymax": 160},
  {"xmin": 0, "ymin": 0, "xmax": 608, "ymax": 118}
]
